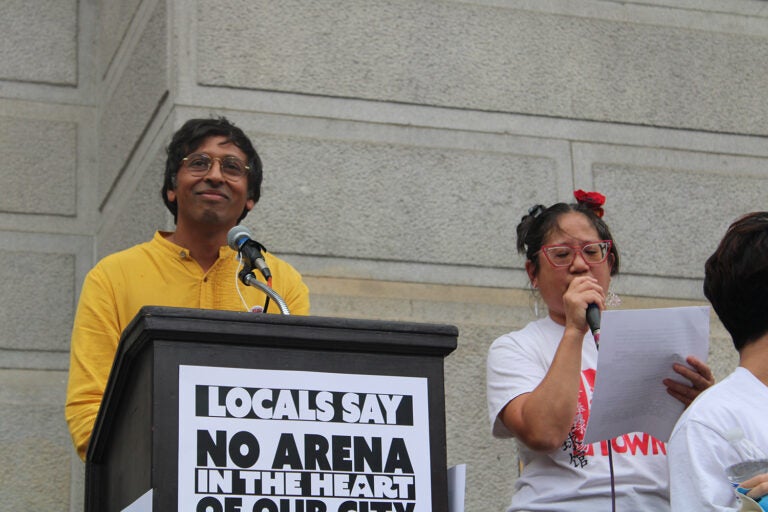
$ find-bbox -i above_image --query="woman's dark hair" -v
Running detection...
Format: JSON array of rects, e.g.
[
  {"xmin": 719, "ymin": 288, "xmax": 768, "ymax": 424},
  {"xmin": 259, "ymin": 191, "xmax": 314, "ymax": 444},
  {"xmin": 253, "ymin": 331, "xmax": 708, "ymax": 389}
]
[
  {"xmin": 703, "ymin": 211, "xmax": 768, "ymax": 351},
  {"xmin": 161, "ymin": 117, "xmax": 263, "ymax": 223},
  {"xmin": 516, "ymin": 202, "xmax": 620, "ymax": 276}
]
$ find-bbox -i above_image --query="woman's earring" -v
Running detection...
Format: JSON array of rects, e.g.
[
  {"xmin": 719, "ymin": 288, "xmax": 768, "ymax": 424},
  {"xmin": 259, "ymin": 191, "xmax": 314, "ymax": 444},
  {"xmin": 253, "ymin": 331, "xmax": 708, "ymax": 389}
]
[
  {"xmin": 606, "ymin": 290, "xmax": 622, "ymax": 308},
  {"xmin": 530, "ymin": 285, "xmax": 543, "ymax": 318}
]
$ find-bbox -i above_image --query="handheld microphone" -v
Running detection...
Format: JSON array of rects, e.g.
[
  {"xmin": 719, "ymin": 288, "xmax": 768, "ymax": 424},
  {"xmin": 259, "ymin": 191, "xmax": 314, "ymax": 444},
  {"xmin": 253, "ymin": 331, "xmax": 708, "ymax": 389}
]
[
  {"xmin": 227, "ymin": 226, "xmax": 272, "ymax": 281},
  {"xmin": 586, "ymin": 303, "xmax": 601, "ymax": 343}
]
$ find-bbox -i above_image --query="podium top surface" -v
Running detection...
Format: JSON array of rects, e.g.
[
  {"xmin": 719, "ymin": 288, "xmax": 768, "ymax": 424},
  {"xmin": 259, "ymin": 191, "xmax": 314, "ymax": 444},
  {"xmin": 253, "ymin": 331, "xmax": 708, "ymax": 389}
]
[{"xmin": 120, "ymin": 306, "xmax": 459, "ymax": 356}]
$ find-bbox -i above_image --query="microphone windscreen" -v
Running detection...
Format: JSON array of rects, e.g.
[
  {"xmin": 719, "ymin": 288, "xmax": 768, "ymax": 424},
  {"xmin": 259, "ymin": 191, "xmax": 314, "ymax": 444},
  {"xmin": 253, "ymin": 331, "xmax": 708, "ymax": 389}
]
[{"xmin": 227, "ymin": 225, "xmax": 252, "ymax": 250}]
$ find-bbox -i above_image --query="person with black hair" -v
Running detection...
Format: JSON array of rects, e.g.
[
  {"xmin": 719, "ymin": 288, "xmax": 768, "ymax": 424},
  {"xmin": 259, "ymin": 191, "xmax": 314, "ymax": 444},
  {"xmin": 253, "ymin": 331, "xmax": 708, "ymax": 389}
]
[
  {"xmin": 65, "ymin": 117, "xmax": 309, "ymax": 460},
  {"xmin": 486, "ymin": 190, "xmax": 714, "ymax": 511},
  {"xmin": 669, "ymin": 212, "xmax": 768, "ymax": 511}
]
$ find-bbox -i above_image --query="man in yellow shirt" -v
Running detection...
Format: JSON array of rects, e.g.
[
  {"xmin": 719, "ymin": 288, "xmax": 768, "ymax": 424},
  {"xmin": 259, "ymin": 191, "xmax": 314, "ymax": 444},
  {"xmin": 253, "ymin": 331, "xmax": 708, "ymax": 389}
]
[{"xmin": 65, "ymin": 117, "xmax": 310, "ymax": 460}]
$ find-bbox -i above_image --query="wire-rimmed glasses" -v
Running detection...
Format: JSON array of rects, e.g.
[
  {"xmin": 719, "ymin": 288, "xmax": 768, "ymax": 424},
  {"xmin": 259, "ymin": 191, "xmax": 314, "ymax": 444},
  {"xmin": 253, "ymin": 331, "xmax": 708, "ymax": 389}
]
[{"xmin": 181, "ymin": 153, "xmax": 250, "ymax": 181}]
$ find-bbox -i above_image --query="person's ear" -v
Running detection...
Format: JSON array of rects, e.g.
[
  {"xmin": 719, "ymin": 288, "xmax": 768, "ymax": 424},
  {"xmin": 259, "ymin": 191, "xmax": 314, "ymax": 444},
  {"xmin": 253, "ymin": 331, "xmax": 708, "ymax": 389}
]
[{"xmin": 525, "ymin": 260, "xmax": 538, "ymax": 288}]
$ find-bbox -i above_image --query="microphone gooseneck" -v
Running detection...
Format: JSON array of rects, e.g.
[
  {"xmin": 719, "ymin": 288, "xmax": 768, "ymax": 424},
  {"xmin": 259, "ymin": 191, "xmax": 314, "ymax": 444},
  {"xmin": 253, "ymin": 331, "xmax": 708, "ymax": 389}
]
[{"xmin": 239, "ymin": 270, "xmax": 290, "ymax": 315}]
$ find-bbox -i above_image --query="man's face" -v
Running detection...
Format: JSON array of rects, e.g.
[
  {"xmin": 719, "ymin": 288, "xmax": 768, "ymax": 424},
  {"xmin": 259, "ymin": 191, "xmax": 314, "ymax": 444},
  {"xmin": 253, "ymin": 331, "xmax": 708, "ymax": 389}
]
[{"xmin": 166, "ymin": 135, "xmax": 254, "ymax": 230}]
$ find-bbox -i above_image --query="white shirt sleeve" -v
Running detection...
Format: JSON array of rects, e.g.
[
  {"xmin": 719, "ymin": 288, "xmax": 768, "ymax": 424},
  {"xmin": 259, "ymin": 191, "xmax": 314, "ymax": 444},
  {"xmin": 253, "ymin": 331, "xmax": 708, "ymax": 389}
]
[
  {"xmin": 669, "ymin": 419, "xmax": 741, "ymax": 512},
  {"xmin": 486, "ymin": 323, "xmax": 550, "ymax": 438}
]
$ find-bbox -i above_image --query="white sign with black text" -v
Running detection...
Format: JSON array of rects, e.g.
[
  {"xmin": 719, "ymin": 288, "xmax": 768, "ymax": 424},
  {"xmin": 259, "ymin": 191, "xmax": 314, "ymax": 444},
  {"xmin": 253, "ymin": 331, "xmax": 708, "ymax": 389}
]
[{"xmin": 178, "ymin": 365, "xmax": 431, "ymax": 512}]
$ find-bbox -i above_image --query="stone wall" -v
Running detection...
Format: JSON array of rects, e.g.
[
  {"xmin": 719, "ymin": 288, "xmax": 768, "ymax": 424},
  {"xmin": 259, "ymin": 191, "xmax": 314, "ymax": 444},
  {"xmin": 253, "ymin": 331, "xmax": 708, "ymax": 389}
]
[{"xmin": 0, "ymin": 0, "xmax": 765, "ymax": 510}]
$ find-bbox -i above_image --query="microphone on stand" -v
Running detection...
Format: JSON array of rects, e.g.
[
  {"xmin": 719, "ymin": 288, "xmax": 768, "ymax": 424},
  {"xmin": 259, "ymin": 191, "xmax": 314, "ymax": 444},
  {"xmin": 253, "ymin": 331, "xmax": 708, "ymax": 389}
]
[
  {"xmin": 227, "ymin": 225, "xmax": 272, "ymax": 281},
  {"xmin": 227, "ymin": 225, "xmax": 290, "ymax": 315}
]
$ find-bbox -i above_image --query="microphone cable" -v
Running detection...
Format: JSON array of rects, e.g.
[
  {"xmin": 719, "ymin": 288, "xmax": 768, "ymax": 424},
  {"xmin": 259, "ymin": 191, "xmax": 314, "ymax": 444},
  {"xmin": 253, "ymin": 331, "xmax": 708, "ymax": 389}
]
[
  {"xmin": 608, "ymin": 440, "xmax": 616, "ymax": 512},
  {"xmin": 262, "ymin": 275, "xmax": 272, "ymax": 314},
  {"xmin": 233, "ymin": 253, "xmax": 273, "ymax": 313},
  {"xmin": 234, "ymin": 253, "xmax": 253, "ymax": 312},
  {"xmin": 594, "ymin": 331, "xmax": 617, "ymax": 512}
]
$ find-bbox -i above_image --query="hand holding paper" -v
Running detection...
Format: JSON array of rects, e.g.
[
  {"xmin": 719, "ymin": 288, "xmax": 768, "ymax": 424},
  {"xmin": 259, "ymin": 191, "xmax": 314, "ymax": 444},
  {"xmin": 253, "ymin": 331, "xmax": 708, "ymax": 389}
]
[{"xmin": 583, "ymin": 306, "xmax": 710, "ymax": 444}]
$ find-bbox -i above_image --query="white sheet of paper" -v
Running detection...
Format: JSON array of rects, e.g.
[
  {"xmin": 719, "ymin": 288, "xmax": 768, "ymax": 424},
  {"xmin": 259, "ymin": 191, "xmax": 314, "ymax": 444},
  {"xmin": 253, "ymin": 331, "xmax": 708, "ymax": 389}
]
[
  {"xmin": 121, "ymin": 489, "xmax": 152, "ymax": 512},
  {"xmin": 583, "ymin": 306, "xmax": 710, "ymax": 444},
  {"xmin": 448, "ymin": 464, "xmax": 466, "ymax": 512}
]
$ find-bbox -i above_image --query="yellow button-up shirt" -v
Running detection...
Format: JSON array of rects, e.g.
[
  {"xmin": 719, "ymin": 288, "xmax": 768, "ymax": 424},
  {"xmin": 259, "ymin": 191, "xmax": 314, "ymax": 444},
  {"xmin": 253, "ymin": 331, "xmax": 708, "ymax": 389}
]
[{"xmin": 65, "ymin": 231, "xmax": 310, "ymax": 459}]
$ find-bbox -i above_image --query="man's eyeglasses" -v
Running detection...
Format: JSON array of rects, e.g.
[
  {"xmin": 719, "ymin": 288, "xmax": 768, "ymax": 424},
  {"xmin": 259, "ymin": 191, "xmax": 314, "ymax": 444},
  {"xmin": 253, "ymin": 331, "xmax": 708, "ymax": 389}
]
[
  {"xmin": 181, "ymin": 153, "xmax": 250, "ymax": 181},
  {"xmin": 540, "ymin": 240, "xmax": 612, "ymax": 268}
]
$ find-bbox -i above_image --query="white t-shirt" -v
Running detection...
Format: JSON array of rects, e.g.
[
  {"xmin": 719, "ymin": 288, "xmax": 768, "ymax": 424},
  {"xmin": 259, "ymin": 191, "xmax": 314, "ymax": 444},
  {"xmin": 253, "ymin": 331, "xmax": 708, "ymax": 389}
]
[
  {"xmin": 487, "ymin": 316, "xmax": 670, "ymax": 512},
  {"xmin": 669, "ymin": 366, "xmax": 768, "ymax": 511}
]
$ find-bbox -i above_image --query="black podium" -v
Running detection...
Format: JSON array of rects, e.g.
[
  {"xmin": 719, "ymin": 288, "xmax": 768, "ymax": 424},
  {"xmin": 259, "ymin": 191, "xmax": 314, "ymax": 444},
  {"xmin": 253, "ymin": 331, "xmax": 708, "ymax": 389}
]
[{"xmin": 85, "ymin": 306, "xmax": 458, "ymax": 512}]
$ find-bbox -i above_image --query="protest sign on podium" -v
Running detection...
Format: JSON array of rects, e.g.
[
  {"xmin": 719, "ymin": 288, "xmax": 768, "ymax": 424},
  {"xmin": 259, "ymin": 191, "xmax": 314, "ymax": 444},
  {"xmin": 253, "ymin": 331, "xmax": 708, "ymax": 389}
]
[{"xmin": 85, "ymin": 306, "xmax": 458, "ymax": 512}]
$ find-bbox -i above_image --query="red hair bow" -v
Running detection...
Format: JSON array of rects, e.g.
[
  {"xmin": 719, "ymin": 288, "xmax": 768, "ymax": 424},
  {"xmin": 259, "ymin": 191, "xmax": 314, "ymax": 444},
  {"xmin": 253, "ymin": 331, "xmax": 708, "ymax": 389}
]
[{"xmin": 574, "ymin": 189, "xmax": 606, "ymax": 218}]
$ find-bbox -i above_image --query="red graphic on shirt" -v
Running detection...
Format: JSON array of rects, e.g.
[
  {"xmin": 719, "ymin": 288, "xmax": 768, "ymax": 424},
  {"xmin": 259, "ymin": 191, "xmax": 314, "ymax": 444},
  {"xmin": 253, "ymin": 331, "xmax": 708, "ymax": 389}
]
[{"xmin": 564, "ymin": 368, "xmax": 666, "ymax": 467}]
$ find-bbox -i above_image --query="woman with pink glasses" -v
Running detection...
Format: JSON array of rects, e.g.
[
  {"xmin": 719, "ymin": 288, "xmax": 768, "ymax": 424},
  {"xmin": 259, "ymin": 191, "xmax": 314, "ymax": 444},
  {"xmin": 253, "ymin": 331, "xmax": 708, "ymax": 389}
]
[{"xmin": 486, "ymin": 191, "xmax": 714, "ymax": 512}]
